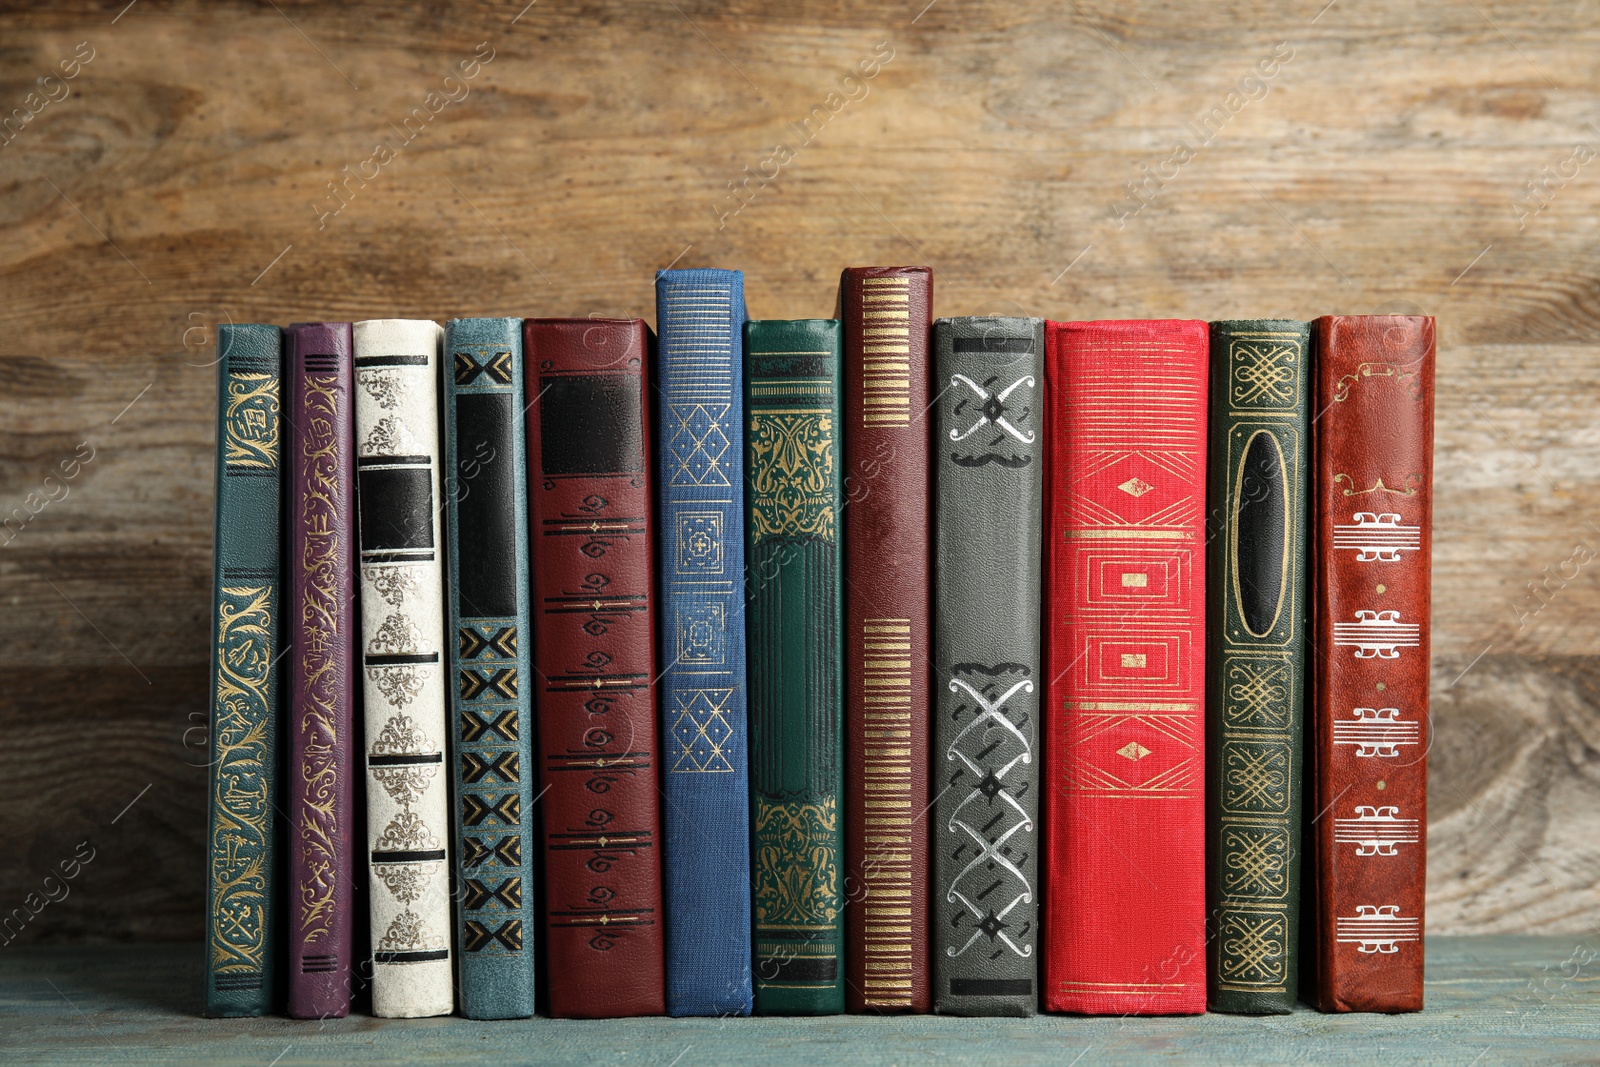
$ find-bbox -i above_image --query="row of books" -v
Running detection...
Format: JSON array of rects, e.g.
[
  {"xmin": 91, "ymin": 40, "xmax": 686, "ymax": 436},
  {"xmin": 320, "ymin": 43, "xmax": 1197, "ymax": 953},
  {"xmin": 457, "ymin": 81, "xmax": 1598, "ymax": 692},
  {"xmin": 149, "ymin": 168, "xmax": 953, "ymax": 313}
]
[{"xmin": 205, "ymin": 266, "xmax": 1434, "ymax": 1021}]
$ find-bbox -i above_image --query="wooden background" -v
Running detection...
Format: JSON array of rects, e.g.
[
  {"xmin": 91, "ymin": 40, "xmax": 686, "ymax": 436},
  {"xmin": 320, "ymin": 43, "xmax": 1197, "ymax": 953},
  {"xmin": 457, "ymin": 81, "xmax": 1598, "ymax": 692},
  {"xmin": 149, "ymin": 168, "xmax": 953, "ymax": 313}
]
[{"xmin": 2, "ymin": 0, "xmax": 1597, "ymax": 943}]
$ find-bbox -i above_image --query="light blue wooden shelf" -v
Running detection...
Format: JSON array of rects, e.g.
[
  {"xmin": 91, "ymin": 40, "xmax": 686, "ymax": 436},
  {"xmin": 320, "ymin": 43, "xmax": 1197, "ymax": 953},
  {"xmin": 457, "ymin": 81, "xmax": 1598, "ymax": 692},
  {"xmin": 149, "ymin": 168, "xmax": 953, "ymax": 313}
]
[{"xmin": 3, "ymin": 937, "xmax": 1595, "ymax": 1065}]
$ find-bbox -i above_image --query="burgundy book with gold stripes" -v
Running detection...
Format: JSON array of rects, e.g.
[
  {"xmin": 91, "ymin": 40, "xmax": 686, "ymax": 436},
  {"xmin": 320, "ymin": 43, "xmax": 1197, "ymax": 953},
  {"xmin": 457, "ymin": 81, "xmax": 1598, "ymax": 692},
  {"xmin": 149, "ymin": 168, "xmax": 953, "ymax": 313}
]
[{"xmin": 840, "ymin": 266, "xmax": 933, "ymax": 1013}]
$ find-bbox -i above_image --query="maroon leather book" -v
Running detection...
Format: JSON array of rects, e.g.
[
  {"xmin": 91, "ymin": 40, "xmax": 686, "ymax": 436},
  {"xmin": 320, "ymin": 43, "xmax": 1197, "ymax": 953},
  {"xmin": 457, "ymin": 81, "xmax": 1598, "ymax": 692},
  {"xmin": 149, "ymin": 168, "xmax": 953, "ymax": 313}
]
[
  {"xmin": 523, "ymin": 318, "xmax": 666, "ymax": 1018},
  {"xmin": 840, "ymin": 266, "xmax": 933, "ymax": 1013},
  {"xmin": 1311, "ymin": 315, "xmax": 1434, "ymax": 1013},
  {"xmin": 285, "ymin": 322, "xmax": 358, "ymax": 1020}
]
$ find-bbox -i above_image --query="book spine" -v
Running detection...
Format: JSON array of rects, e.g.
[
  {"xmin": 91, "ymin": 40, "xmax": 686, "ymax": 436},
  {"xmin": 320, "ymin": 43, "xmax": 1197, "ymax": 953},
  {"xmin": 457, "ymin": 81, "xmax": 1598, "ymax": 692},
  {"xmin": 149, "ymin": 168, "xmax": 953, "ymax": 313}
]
[
  {"xmin": 524, "ymin": 318, "xmax": 666, "ymax": 1018},
  {"xmin": 654, "ymin": 269, "xmax": 753, "ymax": 1017},
  {"xmin": 745, "ymin": 318, "xmax": 845, "ymax": 1016},
  {"xmin": 840, "ymin": 266, "xmax": 933, "ymax": 1013},
  {"xmin": 1311, "ymin": 315, "xmax": 1434, "ymax": 1013},
  {"xmin": 285, "ymin": 322, "xmax": 357, "ymax": 1020},
  {"xmin": 1205, "ymin": 319, "xmax": 1311, "ymax": 1014},
  {"xmin": 931, "ymin": 317, "xmax": 1044, "ymax": 1017},
  {"xmin": 353, "ymin": 320, "xmax": 453, "ymax": 1018},
  {"xmin": 204, "ymin": 324, "xmax": 283, "ymax": 1018},
  {"xmin": 444, "ymin": 318, "xmax": 538, "ymax": 1019},
  {"xmin": 1043, "ymin": 319, "xmax": 1209, "ymax": 1016}
]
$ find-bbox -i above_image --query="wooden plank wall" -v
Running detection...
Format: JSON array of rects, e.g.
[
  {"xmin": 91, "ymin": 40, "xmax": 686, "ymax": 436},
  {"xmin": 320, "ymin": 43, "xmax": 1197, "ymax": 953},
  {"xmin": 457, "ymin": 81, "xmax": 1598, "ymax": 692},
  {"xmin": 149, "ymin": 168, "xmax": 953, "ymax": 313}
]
[{"xmin": 0, "ymin": 0, "xmax": 1596, "ymax": 941}]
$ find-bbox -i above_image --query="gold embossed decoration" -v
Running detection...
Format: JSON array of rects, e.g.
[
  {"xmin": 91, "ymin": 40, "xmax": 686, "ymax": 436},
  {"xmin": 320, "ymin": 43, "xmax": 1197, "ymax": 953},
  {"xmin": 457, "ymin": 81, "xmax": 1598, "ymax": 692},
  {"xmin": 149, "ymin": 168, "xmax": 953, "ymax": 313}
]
[
  {"xmin": 1221, "ymin": 825, "xmax": 1290, "ymax": 897},
  {"xmin": 1332, "ymin": 472, "xmax": 1422, "ymax": 498},
  {"xmin": 1221, "ymin": 742, "xmax": 1291, "ymax": 813},
  {"xmin": 1219, "ymin": 911, "xmax": 1288, "ymax": 986},
  {"xmin": 1223, "ymin": 659, "xmax": 1290, "ymax": 729},
  {"xmin": 1228, "ymin": 338, "xmax": 1300, "ymax": 409},
  {"xmin": 210, "ymin": 585, "xmax": 275, "ymax": 975},
  {"xmin": 224, "ymin": 373, "xmax": 280, "ymax": 470},
  {"xmin": 666, "ymin": 402, "xmax": 734, "ymax": 487},
  {"xmin": 668, "ymin": 688, "xmax": 735, "ymax": 773},
  {"xmin": 748, "ymin": 410, "xmax": 835, "ymax": 542},
  {"xmin": 299, "ymin": 373, "xmax": 343, "ymax": 943},
  {"xmin": 1331, "ymin": 361, "xmax": 1422, "ymax": 403},
  {"xmin": 753, "ymin": 796, "xmax": 839, "ymax": 927}
]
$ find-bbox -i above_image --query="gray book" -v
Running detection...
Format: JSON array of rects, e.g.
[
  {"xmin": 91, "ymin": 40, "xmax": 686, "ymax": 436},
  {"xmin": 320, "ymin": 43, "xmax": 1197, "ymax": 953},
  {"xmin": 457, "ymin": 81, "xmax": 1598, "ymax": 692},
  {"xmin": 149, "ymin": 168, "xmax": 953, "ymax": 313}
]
[{"xmin": 931, "ymin": 317, "xmax": 1044, "ymax": 1016}]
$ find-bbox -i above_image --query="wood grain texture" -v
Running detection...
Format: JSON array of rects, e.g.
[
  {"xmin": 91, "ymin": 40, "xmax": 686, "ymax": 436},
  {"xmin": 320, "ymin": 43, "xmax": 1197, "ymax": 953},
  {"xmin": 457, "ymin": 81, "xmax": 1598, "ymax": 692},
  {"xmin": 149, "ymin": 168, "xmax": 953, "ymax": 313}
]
[
  {"xmin": 1, "ymin": 0, "xmax": 1598, "ymax": 940},
  {"xmin": 2, "ymin": 939, "xmax": 1598, "ymax": 1063}
]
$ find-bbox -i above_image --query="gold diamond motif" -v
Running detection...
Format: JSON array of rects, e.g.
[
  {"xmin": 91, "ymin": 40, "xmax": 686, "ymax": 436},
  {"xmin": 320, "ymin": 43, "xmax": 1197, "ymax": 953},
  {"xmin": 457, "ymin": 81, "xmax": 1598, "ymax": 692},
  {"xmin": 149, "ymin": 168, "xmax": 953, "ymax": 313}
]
[
  {"xmin": 1118, "ymin": 476, "xmax": 1155, "ymax": 498},
  {"xmin": 1116, "ymin": 741, "xmax": 1151, "ymax": 761}
]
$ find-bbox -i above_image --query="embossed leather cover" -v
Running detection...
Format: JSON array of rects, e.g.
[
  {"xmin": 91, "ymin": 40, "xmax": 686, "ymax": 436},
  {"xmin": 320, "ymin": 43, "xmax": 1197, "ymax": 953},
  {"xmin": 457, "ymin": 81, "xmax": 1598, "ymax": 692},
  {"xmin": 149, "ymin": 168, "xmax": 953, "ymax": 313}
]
[
  {"xmin": 1205, "ymin": 320, "xmax": 1310, "ymax": 1014},
  {"xmin": 840, "ymin": 266, "xmax": 932, "ymax": 1013},
  {"xmin": 353, "ymin": 319, "xmax": 453, "ymax": 1018},
  {"xmin": 524, "ymin": 318, "xmax": 666, "ymax": 1018},
  {"xmin": 285, "ymin": 322, "xmax": 357, "ymax": 1020},
  {"xmin": 205, "ymin": 324, "xmax": 283, "ymax": 1017},
  {"xmin": 1310, "ymin": 315, "xmax": 1433, "ymax": 1013},
  {"xmin": 1043, "ymin": 319, "xmax": 1208, "ymax": 1015},
  {"xmin": 444, "ymin": 318, "xmax": 537, "ymax": 1019},
  {"xmin": 654, "ymin": 269, "xmax": 753, "ymax": 1017},
  {"xmin": 745, "ymin": 319, "xmax": 845, "ymax": 1016},
  {"xmin": 932, "ymin": 317, "xmax": 1043, "ymax": 1017}
]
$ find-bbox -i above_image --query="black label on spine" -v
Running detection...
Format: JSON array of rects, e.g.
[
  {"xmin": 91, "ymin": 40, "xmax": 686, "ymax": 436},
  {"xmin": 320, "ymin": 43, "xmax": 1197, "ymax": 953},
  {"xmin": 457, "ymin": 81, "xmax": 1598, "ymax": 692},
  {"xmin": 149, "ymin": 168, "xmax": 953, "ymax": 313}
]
[
  {"xmin": 455, "ymin": 392, "xmax": 518, "ymax": 617},
  {"xmin": 358, "ymin": 467, "xmax": 434, "ymax": 551},
  {"xmin": 758, "ymin": 955, "xmax": 838, "ymax": 982},
  {"xmin": 949, "ymin": 978, "xmax": 1033, "ymax": 996},
  {"xmin": 538, "ymin": 375, "xmax": 644, "ymax": 476}
]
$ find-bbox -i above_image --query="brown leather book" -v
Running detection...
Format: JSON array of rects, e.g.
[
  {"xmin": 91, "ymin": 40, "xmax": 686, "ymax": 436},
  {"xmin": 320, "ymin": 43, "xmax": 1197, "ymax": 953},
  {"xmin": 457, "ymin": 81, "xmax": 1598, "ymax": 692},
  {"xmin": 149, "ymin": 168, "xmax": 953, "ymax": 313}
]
[
  {"xmin": 1309, "ymin": 315, "xmax": 1434, "ymax": 1013},
  {"xmin": 523, "ymin": 318, "xmax": 666, "ymax": 1018},
  {"xmin": 840, "ymin": 266, "xmax": 933, "ymax": 1013}
]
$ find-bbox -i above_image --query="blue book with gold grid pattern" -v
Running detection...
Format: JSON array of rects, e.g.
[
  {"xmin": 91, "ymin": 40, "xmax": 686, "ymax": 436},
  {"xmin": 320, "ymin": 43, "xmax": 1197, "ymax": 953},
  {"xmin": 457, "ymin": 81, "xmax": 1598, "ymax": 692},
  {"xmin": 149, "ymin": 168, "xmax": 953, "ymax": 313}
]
[{"xmin": 654, "ymin": 269, "xmax": 753, "ymax": 1016}]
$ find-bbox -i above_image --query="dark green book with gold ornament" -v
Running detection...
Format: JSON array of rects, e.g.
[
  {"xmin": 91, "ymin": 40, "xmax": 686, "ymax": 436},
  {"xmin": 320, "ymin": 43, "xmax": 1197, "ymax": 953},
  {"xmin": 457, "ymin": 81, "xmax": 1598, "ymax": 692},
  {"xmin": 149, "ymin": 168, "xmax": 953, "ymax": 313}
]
[
  {"xmin": 205, "ymin": 324, "xmax": 283, "ymax": 1017},
  {"xmin": 745, "ymin": 319, "xmax": 844, "ymax": 1015},
  {"xmin": 1205, "ymin": 318, "xmax": 1310, "ymax": 1014}
]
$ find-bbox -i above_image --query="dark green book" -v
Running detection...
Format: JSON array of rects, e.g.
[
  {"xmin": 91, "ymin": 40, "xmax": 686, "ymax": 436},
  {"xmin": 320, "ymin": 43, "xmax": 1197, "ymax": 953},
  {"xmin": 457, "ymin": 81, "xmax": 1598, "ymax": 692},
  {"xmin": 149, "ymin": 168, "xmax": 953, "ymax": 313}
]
[
  {"xmin": 1205, "ymin": 319, "xmax": 1311, "ymax": 1014},
  {"xmin": 745, "ymin": 319, "xmax": 844, "ymax": 1015},
  {"xmin": 204, "ymin": 324, "xmax": 283, "ymax": 1017},
  {"xmin": 931, "ymin": 317, "xmax": 1043, "ymax": 1017}
]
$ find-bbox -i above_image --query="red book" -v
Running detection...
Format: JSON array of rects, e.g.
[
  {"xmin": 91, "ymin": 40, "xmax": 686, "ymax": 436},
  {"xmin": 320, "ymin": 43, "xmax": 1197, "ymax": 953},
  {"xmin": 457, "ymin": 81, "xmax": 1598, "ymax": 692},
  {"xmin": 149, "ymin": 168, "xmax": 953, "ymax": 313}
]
[
  {"xmin": 1310, "ymin": 315, "xmax": 1433, "ymax": 1013},
  {"xmin": 840, "ymin": 266, "xmax": 933, "ymax": 1013},
  {"xmin": 523, "ymin": 318, "xmax": 665, "ymax": 1018},
  {"xmin": 1043, "ymin": 319, "xmax": 1209, "ymax": 1015}
]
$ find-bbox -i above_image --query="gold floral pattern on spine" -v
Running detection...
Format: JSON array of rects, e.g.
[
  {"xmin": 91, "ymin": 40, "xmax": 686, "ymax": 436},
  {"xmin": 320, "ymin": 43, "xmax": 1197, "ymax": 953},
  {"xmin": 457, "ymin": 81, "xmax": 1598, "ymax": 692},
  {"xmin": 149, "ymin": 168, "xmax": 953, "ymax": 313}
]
[
  {"xmin": 299, "ymin": 373, "xmax": 343, "ymax": 943},
  {"xmin": 748, "ymin": 410, "xmax": 834, "ymax": 542},
  {"xmin": 1330, "ymin": 361, "xmax": 1423, "ymax": 403},
  {"xmin": 210, "ymin": 585, "xmax": 275, "ymax": 974},
  {"xmin": 225, "ymin": 373, "xmax": 281, "ymax": 469},
  {"xmin": 753, "ymin": 796, "xmax": 839, "ymax": 927}
]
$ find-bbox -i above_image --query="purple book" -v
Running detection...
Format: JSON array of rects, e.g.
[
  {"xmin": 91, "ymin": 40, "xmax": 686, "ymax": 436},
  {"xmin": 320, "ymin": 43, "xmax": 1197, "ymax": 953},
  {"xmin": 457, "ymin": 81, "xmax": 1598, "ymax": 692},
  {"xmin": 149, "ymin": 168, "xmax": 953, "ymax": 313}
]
[{"xmin": 285, "ymin": 323, "xmax": 358, "ymax": 1019}]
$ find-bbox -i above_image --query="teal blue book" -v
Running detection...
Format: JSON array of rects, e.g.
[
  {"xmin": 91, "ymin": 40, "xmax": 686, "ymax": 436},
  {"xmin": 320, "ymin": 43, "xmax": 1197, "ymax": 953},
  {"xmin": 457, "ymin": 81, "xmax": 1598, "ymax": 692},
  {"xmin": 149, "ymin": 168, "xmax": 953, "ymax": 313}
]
[
  {"xmin": 444, "ymin": 318, "xmax": 537, "ymax": 1018},
  {"xmin": 204, "ymin": 324, "xmax": 283, "ymax": 1017},
  {"xmin": 654, "ymin": 268, "xmax": 753, "ymax": 1016}
]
